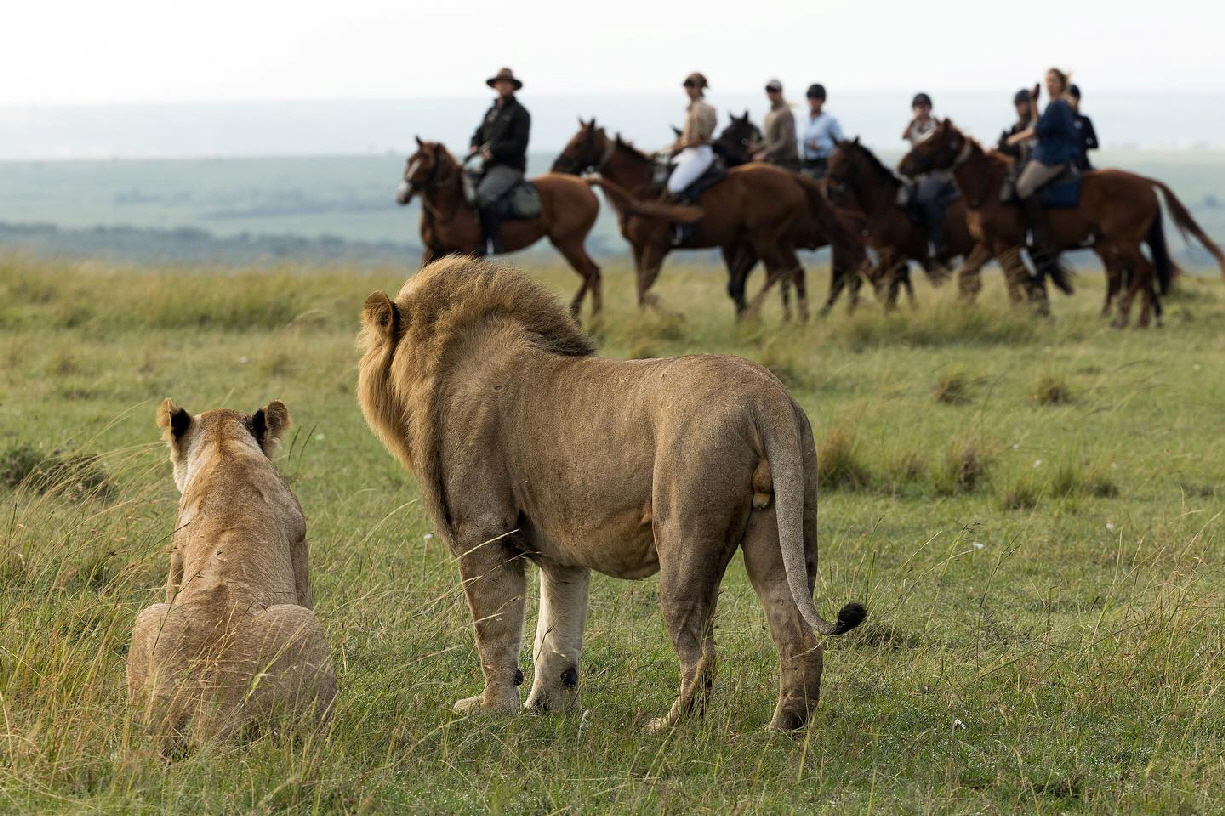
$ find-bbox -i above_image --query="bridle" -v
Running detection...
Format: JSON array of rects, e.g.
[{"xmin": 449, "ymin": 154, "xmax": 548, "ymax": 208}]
[{"xmin": 404, "ymin": 149, "xmax": 456, "ymax": 219}]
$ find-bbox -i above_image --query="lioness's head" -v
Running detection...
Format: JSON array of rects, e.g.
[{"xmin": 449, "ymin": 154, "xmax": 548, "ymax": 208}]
[{"xmin": 156, "ymin": 399, "xmax": 291, "ymax": 493}]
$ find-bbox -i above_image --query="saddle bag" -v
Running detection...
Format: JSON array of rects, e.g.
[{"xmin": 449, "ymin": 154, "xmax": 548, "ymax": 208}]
[
  {"xmin": 508, "ymin": 182, "xmax": 542, "ymax": 219},
  {"xmin": 1039, "ymin": 165, "xmax": 1082, "ymax": 210}
]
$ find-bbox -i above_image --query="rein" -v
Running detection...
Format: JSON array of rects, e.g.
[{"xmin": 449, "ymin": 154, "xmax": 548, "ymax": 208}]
[{"xmin": 951, "ymin": 139, "xmax": 973, "ymax": 168}]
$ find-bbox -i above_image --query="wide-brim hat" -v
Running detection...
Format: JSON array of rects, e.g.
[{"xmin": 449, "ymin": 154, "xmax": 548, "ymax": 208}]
[{"xmin": 486, "ymin": 67, "xmax": 523, "ymax": 91}]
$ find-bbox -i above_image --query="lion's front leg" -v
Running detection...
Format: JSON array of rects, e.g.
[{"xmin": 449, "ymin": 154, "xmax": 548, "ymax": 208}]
[
  {"xmin": 452, "ymin": 527, "xmax": 527, "ymax": 715},
  {"xmin": 525, "ymin": 564, "xmax": 589, "ymax": 714}
]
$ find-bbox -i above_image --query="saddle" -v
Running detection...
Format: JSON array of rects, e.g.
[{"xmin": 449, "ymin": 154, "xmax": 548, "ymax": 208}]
[
  {"xmin": 461, "ymin": 157, "xmax": 542, "ymax": 220},
  {"xmin": 1037, "ymin": 166, "xmax": 1082, "ymax": 210},
  {"xmin": 651, "ymin": 154, "xmax": 728, "ymax": 202}
]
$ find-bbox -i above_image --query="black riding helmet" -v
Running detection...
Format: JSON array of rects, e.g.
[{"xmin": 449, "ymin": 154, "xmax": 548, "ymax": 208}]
[{"xmin": 912, "ymin": 92, "xmax": 932, "ymax": 108}]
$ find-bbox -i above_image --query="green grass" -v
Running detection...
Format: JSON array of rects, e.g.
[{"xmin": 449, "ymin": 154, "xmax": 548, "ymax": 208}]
[{"xmin": 2, "ymin": 254, "xmax": 1224, "ymax": 814}]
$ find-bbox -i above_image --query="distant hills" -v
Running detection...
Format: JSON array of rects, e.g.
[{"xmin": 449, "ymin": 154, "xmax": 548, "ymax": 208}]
[{"xmin": 4, "ymin": 92, "xmax": 1225, "ymax": 160}]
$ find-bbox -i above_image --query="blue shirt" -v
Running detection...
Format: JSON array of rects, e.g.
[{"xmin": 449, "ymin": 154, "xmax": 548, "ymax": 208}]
[
  {"xmin": 1032, "ymin": 98, "xmax": 1078, "ymax": 166},
  {"xmin": 802, "ymin": 111, "xmax": 844, "ymax": 160}
]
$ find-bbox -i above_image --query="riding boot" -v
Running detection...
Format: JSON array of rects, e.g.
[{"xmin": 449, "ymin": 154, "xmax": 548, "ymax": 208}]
[
  {"xmin": 478, "ymin": 207, "xmax": 505, "ymax": 255},
  {"xmin": 662, "ymin": 191, "xmax": 697, "ymax": 247},
  {"xmin": 1022, "ymin": 196, "xmax": 1073, "ymax": 296}
]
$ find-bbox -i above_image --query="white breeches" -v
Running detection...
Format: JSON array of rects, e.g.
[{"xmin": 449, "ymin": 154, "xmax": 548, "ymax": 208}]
[{"xmin": 667, "ymin": 146, "xmax": 714, "ymax": 194}]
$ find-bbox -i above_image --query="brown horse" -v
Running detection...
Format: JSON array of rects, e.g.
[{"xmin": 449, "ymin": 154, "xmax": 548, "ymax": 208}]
[
  {"xmin": 826, "ymin": 138, "xmax": 1025, "ymax": 307},
  {"xmin": 712, "ymin": 114, "xmax": 872, "ymax": 317},
  {"xmin": 552, "ymin": 120, "xmax": 834, "ymax": 318},
  {"xmin": 396, "ymin": 138, "xmax": 603, "ymax": 319},
  {"xmin": 900, "ymin": 121, "xmax": 1225, "ymax": 327}
]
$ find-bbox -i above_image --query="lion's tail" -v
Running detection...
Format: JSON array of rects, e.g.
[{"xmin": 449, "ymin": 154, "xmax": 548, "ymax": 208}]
[{"xmin": 759, "ymin": 397, "xmax": 867, "ymax": 637}]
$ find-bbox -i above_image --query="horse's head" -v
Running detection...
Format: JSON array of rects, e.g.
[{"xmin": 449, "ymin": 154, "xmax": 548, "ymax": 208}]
[
  {"xmin": 395, "ymin": 137, "xmax": 457, "ymax": 205},
  {"xmin": 714, "ymin": 110, "xmax": 762, "ymax": 167},
  {"xmin": 825, "ymin": 137, "xmax": 865, "ymax": 205},
  {"xmin": 899, "ymin": 120, "xmax": 966, "ymax": 177},
  {"xmin": 552, "ymin": 118, "xmax": 609, "ymax": 174}
]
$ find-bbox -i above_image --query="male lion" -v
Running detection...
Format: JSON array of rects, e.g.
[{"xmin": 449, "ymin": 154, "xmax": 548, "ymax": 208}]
[
  {"xmin": 357, "ymin": 258, "xmax": 865, "ymax": 730},
  {"xmin": 127, "ymin": 400, "xmax": 336, "ymax": 751}
]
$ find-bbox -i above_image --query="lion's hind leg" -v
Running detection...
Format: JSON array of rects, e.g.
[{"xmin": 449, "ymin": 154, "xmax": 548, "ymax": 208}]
[
  {"xmin": 648, "ymin": 511, "xmax": 741, "ymax": 732},
  {"xmin": 219, "ymin": 604, "xmax": 337, "ymax": 732},
  {"xmin": 742, "ymin": 503, "xmax": 824, "ymax": 731},
  {"xmin": 525, "ymin": 564, "xmax": 590, "ymax": 714}
]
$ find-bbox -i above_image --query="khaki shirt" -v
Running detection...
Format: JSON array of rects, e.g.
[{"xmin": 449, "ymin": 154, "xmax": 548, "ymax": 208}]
[
  {"xmin": 762, "ymin": 101, "xmax": 799, "ymax": 165},
  {"xmin": 681, "ymin": 99, "xmax": 717, "ymax": 147}
]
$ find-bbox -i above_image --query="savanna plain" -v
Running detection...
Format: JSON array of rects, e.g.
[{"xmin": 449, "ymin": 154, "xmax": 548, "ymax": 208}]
[{"xmin": 1, "ymin": 255, "xmax": 1223, "ymax": 814}]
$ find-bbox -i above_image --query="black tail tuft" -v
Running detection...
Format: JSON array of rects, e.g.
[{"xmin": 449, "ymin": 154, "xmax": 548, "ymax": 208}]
[{"xmin": 833, "ymin": 602, "xmax": 868, "ymax": 635}]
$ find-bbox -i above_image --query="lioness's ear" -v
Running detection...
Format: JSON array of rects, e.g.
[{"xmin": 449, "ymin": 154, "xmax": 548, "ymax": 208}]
[
  {"xmin": 251, "ymin": 400, "xmax": 291, "ymax": 453},
  {"xmin": 363, "ymin": 290, "xmax": 400, "ymax": 339},
  {"xmin": 156, "ymin": 398, "xmax": 192, "ymax": 440}
]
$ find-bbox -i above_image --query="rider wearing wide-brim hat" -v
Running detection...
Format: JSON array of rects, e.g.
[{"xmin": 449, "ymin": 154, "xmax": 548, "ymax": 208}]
[{"xmin": 468, "ymin": 67, "xmax": 531, "ymax": 254}]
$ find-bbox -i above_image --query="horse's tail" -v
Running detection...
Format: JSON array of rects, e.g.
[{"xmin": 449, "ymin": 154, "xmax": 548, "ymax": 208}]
[
  {"xmin": 794, "ymin": 173, "xmax": 864, "ymax": 271},
  {"xmin": 793, "ymin": 173, "xmax": 840, "ymax": 239},
  {"xmin": 1146, "ymin": 177, "xmax": 1225, "ymax": 279},
  {"xmin": 1146, "ymin": 206, "xmax": 1175, "ymax": 296},
  {"xmin": 583, "ymin": 176, "xmax": 703, "ymax": 223}
]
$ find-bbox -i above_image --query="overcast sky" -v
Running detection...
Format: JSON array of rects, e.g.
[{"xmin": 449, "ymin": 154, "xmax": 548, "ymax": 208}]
[{"xmin": 5, "ymin": 0, "xmax": 1223, "ymax": 106}]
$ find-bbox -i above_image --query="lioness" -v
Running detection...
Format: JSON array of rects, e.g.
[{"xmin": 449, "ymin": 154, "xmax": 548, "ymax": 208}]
[
  {"xmin": 127, "ymin": 400, "xmax": 336, "ymax": 750},
  {"xmin": 357, "ymin": 258, "xmax": 865, "ymax": 730}
]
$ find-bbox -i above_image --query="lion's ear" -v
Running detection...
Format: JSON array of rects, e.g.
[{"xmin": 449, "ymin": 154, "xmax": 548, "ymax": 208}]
[
  {"xmin": 251, "ymin": 400, "xmax": 291, "ymax": 453},
  {"xmin": 363, "ymin": 290, "xmax": 400, "ymax": 340},
  {"xmin": 156, "ymin": 398, "xmax": 192, "ymax": 440}
]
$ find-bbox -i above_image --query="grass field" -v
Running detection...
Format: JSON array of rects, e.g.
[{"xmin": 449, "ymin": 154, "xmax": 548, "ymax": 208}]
[{"xmin": 2, "ymin": 254, "xmax": 1224, "ymax": 814}]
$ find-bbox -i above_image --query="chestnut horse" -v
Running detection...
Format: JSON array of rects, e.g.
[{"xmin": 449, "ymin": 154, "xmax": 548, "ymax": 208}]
[
  {"xmin": 900, "ymin": 121, "xmax": 1225, "ymax": 327},
  {"xmin": 713, "ymin": 114, "xmax": 872, "ymax": 317},
  {"xmin": 552, "ymin": 120, "xmax": 834, "ymax": 319},
  {"xmin": 826, "ymin": 138, "xmax": 1026, "ymax": 308},
  {"xmin": 396, "ymin": 138, "xmax": 603, "ymax": 319}
]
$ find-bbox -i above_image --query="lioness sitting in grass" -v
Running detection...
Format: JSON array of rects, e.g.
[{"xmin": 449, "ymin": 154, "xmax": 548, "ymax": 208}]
[
  {"xmin": 126, "ymin": 400, "xmax": 336, "ymax": 750},
  {"xmin": 357, "ymin": 257, "xmax": 866, "ymax": 731}
]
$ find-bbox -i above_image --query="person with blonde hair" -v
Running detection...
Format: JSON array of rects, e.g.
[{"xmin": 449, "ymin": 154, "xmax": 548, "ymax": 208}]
[{"xmin": 1006, "ymin": 67, "xmax": 1079, "ymax": 288}]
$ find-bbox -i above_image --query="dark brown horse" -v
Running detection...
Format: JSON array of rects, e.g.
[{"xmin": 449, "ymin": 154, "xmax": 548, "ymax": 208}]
[
  {"xmin": 396, "ymin": 138, "xmax": 603, "ymax": 319},
  {"xmin": 552, "ymin": 120, "xmax": 836, "ymax": 319},
  {"xmin": 825, "ymin": 138, "xmax": 1022, "ymax": 307},
  {"xmin": 713, "ymin": 114, "xmax": 871, "ymax": 317},
  {"xmin": 900, "ymin": 121, "xmax": 1225, "ymax": 326}
]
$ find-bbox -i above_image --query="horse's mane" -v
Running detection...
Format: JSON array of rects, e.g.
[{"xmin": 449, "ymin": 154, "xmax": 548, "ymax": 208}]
[
  {"xmin": 845, "ymin": 140, "xmax": 901, "ymax": 188},
  {"xmin": 396, "ymin": 257, "xmax": 596, "ymax": 361},
  {"xmin": 611, "ymin": 133, "xmax": 654, "ymax": 163}
]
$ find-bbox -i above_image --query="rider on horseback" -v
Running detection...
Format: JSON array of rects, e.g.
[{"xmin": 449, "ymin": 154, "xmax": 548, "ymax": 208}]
[
  {"xmin": 667, "ymin": 72, "xmax": 718, "ymax": 199},
  {"xmin": 901, "ymin": 92, "xmax": 956, "ymax": 266},
  {"xmin": 997, "ymin": 87, "xmax": 1036, "ymax": 160},
  {"xmin": 756, "ymin": 79, "xmax": 800, "ymax": 171},
  {"xmin": 1068, "ymin": 85, "xmax": 1099, "ymax": 171},
  {"xmin": 1007, "ymin": 68, "xmax": 1079, "ymax": 290},
  {"xmin": 468, "ymin": 67, "xmax": 531, "ymax": 255},
  {"xmin": 801, "ymin": 84, "xmax": 843, "ymax": 180}
]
